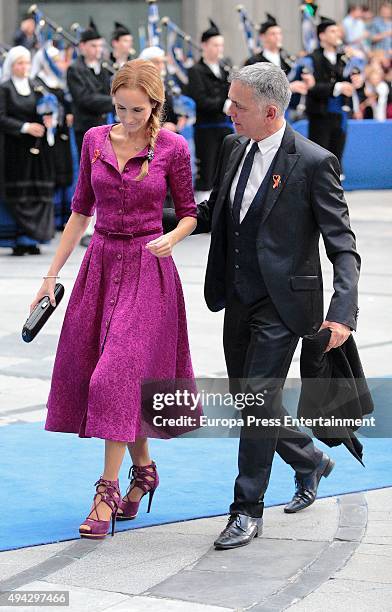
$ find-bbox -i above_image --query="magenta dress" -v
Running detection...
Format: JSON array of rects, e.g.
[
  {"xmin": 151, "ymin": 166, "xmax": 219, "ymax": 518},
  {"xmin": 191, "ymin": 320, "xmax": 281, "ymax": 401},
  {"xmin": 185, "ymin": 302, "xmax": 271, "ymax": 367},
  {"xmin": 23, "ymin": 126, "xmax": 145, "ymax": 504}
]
[{"xmin": 45, "ymin": 125, "xmax": 198, "ymax": 442}]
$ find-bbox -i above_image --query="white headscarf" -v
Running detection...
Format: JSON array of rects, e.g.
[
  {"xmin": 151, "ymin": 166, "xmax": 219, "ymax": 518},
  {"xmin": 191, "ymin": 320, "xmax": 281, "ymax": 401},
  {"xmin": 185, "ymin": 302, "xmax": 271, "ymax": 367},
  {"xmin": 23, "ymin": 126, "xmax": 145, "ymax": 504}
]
[
  {"xmin": 138, "ymin": 46, "xmax": 165, "ymax": 61},
  {"xmin": 1, "ymin": 45, "xmax": 31, "ymax": 83},
  {"xmin": 30, "ymin": 44, "xmax": 65, "ymax": 89}
]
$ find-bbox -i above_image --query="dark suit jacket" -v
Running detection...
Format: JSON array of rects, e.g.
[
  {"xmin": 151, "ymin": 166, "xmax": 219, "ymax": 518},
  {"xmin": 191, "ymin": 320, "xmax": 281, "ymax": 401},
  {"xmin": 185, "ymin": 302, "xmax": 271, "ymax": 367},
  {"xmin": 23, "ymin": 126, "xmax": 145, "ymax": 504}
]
[
  {"xmin": 298, "ymin": 328, "xmax": 374, "ymax": 463},
  {"xmin": 244, "ymin": 50, "xmax": 292, "ymax": 75},
  {"xmin": 66, "ymin": 56, "xmax": 113, "ymax": 133},
  {"xmin": 306, "ymin": 48, "xmax": 350, "ymax": 116},
  {"xmin": 185, "ymin": 58, "xmax": 230, "ymax": 125},
  {"xmin": 165, "ymin": 123, "xmax": 360, "ymax": 337}
]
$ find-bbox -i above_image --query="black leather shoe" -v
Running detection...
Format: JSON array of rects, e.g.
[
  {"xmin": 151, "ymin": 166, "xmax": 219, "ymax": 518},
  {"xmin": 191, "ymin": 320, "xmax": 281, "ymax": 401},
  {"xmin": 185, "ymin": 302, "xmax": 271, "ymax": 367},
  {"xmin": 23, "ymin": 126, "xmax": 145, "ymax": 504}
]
[
  {"xmin": 11, "ymin": 245, "xmax": 26, "ymax": 256},
  {"xmin": 214, "ymin": 513, "xmax": 263, "ymax": 550},
  {"xmin": 26, "ymin": 245, "xmax": 41, "ymax": 255},
  {"xmin": 284, "ymin": 453, "xmax": 335, "ymax": 514}
]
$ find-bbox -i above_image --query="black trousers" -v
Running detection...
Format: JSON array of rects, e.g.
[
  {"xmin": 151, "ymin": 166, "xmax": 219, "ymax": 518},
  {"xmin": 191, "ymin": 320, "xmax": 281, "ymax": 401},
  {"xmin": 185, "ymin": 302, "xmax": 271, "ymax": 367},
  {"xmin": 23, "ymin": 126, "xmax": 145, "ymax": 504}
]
[
  {"xmin": 194, "ymin": 126, "xmax": 233, "ymax": 191},
  {"xmin": 308, "ymin": 113, "xmax": 346, "ymax": 164},
  {"xmin": 223, "ymin": 295, "xmax": 323, "ymax": 518}
]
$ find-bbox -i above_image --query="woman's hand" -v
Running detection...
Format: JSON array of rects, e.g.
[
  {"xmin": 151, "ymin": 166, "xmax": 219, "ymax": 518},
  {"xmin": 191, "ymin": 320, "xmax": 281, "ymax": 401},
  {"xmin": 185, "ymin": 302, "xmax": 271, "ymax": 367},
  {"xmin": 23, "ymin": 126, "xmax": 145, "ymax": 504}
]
[
  {"xmin": 66, "ymin": 113, "xmax": 74, "ymax": 127},
  {"xmin": 30, "ymin": 278, "xmax": 57, "ymax": 314},
  {"xmin": 145, "ymin": 234, "xmax": 175, "ymax": 258},
  {"xmin": 26, "ymin": 123, "xmax": 45, "ymax": 138}
]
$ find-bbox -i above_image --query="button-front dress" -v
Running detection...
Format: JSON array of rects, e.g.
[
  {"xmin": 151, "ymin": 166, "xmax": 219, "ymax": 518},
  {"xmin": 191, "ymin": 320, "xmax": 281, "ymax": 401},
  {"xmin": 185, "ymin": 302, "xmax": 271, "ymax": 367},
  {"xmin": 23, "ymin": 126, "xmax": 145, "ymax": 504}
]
[{"xmin": 45, "ymin": 125, "xmax": 199, "ymax": 442}]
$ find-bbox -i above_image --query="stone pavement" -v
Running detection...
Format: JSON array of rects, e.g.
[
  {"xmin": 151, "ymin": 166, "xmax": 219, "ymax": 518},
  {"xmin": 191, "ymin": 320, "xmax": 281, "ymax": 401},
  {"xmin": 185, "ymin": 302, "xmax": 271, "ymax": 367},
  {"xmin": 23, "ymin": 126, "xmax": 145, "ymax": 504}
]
[
  {"xmin": 1, "ymin": 190, "xmax": 391, "ymax": 611},
  {"xmin": 0, "ymin": 489, "xmax": 391, "ymax": 611}
]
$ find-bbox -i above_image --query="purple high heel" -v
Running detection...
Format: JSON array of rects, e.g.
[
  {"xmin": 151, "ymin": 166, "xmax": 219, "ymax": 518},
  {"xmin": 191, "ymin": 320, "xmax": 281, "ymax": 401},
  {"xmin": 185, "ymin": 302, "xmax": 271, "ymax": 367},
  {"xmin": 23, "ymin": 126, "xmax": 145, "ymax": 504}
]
[
  {"xmin": 117, "ymin": 461, "xmax": 159, "ymax": 520},
  {"xmin": 79, "ymin": 476, "xmax": 121, "ymax": 539}
]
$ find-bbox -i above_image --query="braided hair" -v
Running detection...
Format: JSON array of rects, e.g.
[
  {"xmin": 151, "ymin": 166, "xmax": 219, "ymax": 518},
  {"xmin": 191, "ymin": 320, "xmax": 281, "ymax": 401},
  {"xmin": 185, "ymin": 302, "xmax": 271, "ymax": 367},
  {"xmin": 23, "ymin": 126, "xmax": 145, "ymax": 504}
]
[{"xmin": 111, "ymin": 58, "xmax": 165, "ymax": 181}]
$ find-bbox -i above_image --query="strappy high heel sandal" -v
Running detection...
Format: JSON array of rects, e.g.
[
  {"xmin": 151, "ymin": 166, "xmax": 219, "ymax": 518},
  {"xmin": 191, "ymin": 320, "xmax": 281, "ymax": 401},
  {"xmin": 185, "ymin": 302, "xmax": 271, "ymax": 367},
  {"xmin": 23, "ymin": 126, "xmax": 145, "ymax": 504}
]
[
  {"xmin": 117, "ymin": 461, "xmax": 159, "ymax": 521},
  {"xmin": 79, "ymin": 476, "xmax": 121, "ymax": 539}
]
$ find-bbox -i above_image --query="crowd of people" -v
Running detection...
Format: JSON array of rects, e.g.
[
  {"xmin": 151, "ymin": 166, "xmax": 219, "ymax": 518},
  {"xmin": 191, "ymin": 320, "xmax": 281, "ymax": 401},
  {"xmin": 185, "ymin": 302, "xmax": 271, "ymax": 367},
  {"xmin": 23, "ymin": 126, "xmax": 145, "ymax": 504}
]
[{"xmin": 0, "ymin": 3, "xmax": 390, "ymax": 256}]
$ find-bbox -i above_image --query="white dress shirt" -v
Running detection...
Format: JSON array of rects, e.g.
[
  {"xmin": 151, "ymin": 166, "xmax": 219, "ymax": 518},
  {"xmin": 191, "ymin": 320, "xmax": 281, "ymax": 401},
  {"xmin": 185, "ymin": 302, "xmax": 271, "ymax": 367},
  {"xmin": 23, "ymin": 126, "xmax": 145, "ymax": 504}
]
[
  {"xmin": 205, "ymin": 61, "xmax": 221, "ymax": 79},
  {"xmin": 86, "ymin": 61, "xmax": 101, "ymax": 75},
  {"xmin": 230, "ymin": 121, "xmax": 286, "ymax": 223},
  {"xmin": 323, "ymin": 50, "xmax": 337, "ymax": 65},
  {"xmin": 262, "ymin": 49, "xmax": 282, "ymax": 68}
]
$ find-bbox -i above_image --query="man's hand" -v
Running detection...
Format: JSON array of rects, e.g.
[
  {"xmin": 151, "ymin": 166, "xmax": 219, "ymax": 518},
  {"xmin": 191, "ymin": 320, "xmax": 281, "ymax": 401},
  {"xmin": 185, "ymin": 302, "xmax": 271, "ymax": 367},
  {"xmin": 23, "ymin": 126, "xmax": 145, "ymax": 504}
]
[
  {"xmin": 319, "ymin": 321, "xmax": 351, "ymax": 352},
  {"xmin": 301, "ymin": 72, "xmax": 315, "ymax": 89},
  {"xmin": 290, "ymin": 80, "xmax": 308, "ymax": 95}
]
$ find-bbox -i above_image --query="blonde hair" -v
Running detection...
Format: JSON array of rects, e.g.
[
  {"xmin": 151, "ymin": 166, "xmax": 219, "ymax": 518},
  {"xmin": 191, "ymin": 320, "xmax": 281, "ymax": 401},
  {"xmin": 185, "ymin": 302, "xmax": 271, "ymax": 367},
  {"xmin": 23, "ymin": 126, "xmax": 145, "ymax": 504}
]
[{"xmin": 111, "ymin": 59, "xmax": 165, "ymax": 181}]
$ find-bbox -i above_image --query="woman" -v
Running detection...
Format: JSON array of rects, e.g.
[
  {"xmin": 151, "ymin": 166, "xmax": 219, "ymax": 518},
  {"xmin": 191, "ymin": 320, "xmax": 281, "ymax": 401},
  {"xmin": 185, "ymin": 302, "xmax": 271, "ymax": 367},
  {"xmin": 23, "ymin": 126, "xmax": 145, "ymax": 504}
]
[
  {"xmin": 31, "ymin": 44, "xmax": 75, "ymax": 230},
  {"xmin": 29, "ymin": 59, "xmax": 199, "ymax": 540},
  {"xmin": 0, "ymin": 46, "xmax": 55, "ymax": 255}
]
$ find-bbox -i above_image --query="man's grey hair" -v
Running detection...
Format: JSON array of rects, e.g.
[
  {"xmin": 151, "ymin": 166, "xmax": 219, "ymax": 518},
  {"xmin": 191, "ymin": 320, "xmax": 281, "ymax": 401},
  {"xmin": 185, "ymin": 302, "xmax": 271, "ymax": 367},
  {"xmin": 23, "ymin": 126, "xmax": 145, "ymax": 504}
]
[{"xmin": 228, "ymin": 62, "xmax": 292, "ymax": 116}]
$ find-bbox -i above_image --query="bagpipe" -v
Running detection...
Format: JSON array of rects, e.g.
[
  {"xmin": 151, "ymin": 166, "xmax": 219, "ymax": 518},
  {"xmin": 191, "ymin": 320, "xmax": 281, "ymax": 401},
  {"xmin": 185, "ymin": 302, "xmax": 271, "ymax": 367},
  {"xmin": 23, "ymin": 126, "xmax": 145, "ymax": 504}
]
[
  {"xmin": 236, "ymin": 5, "xmax": 258, "ymax": 58},
  {"xmin": 300, "ymin": 2, "xmax": 318, "ymax": 54},
  {"xmin": 24, "ymin": 6, "xmax": 77, "ymax": 153},
  {"xmin": 341, "ymin": 49, "xmax": 368, "ymax": 115},
  {"xmin": 29, "ymin": 88, "xmax": 59, "ymax": 155},
  {"xmin": 28, "ymin": 4, "xmax": 79, "ymax": 47},
  {"xmin": 0, "ymin": 44, "xmax": 10, "ymax": 81},
  {"xmin": 158, "ymin": 16, "xmax": 198, "ymax": 127},
  {"xmin": 160, "ymin": 16, "xmax": 201, "ymax": 85},
  {"xmin": 0, "ymin": 43, "xmax": 10, "ymax": 60},
  {"xmin": 235, "ymin": 4, "xmax": 298, "ymax": 71},
  {"xmin": 146, "ymin": 0, "xmax": 161, "ymax": 47}
]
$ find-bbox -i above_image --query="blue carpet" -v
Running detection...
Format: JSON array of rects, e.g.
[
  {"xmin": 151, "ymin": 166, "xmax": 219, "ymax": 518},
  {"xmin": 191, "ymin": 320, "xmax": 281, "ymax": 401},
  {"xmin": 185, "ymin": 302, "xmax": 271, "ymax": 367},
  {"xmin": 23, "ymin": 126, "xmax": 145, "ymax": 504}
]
[{"xmin": 1, "ymin": 422, "xmax": 391, "ymax": 551}]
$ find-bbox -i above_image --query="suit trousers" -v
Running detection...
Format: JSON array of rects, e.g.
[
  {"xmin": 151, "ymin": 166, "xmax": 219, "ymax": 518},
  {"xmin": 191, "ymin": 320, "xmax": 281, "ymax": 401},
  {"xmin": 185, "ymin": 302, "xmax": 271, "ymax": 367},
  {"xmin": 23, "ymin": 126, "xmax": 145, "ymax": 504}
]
[
  {"xmin": 308, "ymin": 113, "xmax": 346, "ymax": 164},
  {"xmin": 223, "ymin": 294, "xmax": 323, "ymax": 518}
]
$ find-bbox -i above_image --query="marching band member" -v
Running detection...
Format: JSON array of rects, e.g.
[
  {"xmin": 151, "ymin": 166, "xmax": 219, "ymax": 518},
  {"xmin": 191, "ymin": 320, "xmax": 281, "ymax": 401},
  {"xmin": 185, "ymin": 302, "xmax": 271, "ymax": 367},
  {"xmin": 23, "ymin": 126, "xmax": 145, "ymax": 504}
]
[
  {"xmin": 185, "ymin": 20, "xmax": 232, "ymax": 202},
  {"xmin": 0, "ymin": 46, "xmax": 55, "ymax": 255},
  {"xmin": 13, "ymin": 13, "xmax": 39, "ymax": 52},
  {"xmin": 67, "ymin": 19, "xmax": 113, "ymax": 247},
  {"xmin": 110, "ymin": 22, "xmax": 134, "ymax": 69},
  {"xmin": 244, "ymin": 13, "xmax": 292, "ymax": 73},
  {"xmin": 245, "ymin": 14, "xmax": 315, "ymax": 100},
  {"xmin": 306, "ymin": 17, "xmax": 354, "ymax": 165},
  {"xmin": 31, "ymin": 45, "xmax": 74, "ymax": 230},
  {"xmin": 67, "ymin": 18, "xmax": 113, "ymax": 155}
]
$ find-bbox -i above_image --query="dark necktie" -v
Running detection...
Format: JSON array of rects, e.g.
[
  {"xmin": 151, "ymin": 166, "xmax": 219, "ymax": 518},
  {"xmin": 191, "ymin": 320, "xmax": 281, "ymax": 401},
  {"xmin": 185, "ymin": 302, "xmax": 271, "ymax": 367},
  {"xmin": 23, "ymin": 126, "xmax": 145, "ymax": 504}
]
[{"xmin": 232, "ymin": 142, "xmax": 259, "ymax": 225}]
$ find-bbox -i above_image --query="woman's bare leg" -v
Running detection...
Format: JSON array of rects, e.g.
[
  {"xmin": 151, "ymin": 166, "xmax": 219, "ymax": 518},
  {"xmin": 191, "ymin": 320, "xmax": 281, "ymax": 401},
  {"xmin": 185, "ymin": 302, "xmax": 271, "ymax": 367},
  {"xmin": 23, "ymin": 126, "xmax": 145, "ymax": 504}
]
[
  {"xmin": 80, "ymin": 440, "xmax": 127, "ymax": 531},
  {"xmin": 117, "ymin": 437, "xmax": 155, "ymax": 511}
]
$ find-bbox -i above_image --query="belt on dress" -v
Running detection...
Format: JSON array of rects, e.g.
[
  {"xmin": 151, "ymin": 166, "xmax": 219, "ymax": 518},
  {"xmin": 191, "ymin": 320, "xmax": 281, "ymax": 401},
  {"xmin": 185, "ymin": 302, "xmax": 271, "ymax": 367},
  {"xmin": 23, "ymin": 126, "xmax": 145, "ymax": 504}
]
[{"xmin": 94, "ymin": 226, "xmax": 162, "ymax": 239}]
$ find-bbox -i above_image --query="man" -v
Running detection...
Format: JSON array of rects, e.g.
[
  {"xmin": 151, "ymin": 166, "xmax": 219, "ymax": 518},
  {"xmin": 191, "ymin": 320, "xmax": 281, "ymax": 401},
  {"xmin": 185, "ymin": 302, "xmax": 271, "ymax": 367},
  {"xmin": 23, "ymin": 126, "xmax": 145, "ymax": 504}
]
[
  {"xmin": 186, "ymin": 19, "xmax": 232, "ymax": 202},
  {"xmin": 245, "ymin": 13, "xmax": 293, "ymax": 73},
  {"xmin": 244, "ymin": 14, "xmax": 315, "ymax": 102},
  {"xmin": 166, "ymin": 63, "xmax": 360, "ymax": 550},
  {"xmin": 67, "ymin": 19, "xmax": 113, "ymax": 247},
  {"xmin": 342, "ymin": 4, "xmax": 367, "ymax": 50},
  {"xmin": 66, "ymin": 18, "xmax": 113, "ymax": 154},
  {"xmin": 13, "ymin": 13, "xmax": 38, "ymax": 52},
  {"xmin": 370, "ymin": 2, "xmax": 392, "ymax": 52},
  {"xmin": 306, "ymin": 17, "xmax": 354, "ymax": 165},
  {"xmin": 110, "ymin": 21, "xmax": 134, "ymax": 69}
]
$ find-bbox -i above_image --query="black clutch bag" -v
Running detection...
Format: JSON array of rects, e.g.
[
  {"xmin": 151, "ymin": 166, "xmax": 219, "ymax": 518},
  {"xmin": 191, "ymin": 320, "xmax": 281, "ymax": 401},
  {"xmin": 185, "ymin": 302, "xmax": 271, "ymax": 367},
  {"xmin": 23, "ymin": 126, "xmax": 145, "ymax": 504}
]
[{"xmin": 22, "ymin": 283, "xmax": 65, "ymax": 343}]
